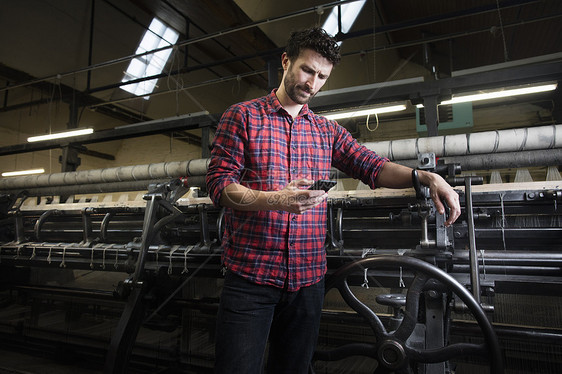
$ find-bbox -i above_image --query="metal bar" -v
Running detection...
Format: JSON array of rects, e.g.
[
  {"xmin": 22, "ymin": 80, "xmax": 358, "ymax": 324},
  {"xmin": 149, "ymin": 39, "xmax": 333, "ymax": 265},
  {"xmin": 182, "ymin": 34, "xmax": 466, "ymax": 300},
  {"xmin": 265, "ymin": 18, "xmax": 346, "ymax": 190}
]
[
  {"xmin": 423, "ymin": 95, "xmax": 440, "ymax": 136},
  {"xmin": 465, "ymin": 177, "xmax": 481, "ymax": 303},
  {"xmin": 198, "ymin": 204, "xmax": 212, "ymax": 253},
  {"xmin": 87, "ymin": 0, "xmax": 95, "ymax": 91},
  {"xmin": 34, "ymin": 210, "xmax": 60, "ymax": 242},
  {"xmin": 100, "ymin": 212, "xmax": 114, "ymax": 242},
  {"xmin": 0, "ymin": 112, "xmax": 213, "ymax": 157},
  {"xmin": 132, "ymin": 195, "xmax": 159, "ymax": 283},
  {"xmin": 81, "ymin": 208, "xmax": 93, "ymax": 245},
  {"xmin": 103, "ymin": 286, "xmax": 146, "ymax": 374}
]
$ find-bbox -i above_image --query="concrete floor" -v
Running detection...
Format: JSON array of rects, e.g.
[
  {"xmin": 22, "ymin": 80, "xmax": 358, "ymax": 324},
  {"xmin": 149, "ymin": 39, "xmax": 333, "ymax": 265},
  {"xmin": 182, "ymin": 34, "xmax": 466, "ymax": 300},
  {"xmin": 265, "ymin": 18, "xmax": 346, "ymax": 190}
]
[{"xmin": 0, "ymin": 348, "xmax": 102, "ymax": 374}]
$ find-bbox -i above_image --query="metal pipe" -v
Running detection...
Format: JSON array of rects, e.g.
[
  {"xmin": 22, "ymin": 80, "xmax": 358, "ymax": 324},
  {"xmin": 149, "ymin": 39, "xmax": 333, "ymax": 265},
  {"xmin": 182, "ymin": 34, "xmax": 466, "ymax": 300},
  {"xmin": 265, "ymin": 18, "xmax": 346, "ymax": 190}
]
[
  {"xmin": 452, "ymin": 251, "xmax": 562, "ymax": 261},
  {"xmin": 0, "ymin": 159, "xmax": 209, "ymax": 191},
  {"xmin": 365, "ymin": 124, "xmax": 562, "ymax": 160},
  {"xmin": 337, "ymin": 249, "xmax": 562, "ymax": 262},
  {"xmin": 1, "ymin": 176, "xmax": 205, "ymax": 196},
  {"xmin": 386, "ymin": 148, "xmax": 562, "ymax": 171},
  {"xmin": 2, "ymin": 179, "xmax": 164, "ymax": 196},
  {"xmin": 3, "ymin": 124, "xmax": 559, "ymax": 192},
  {"xmin": 451, "ymin": 265, "xmax": 562, "ymax": 275},
  {"xmin": 452, "ymin": 320, "xmax": 562, "ymax": 344},
  {"xmin": 439, "ymin": 148, "xmax": 562, "ymax": 170}
]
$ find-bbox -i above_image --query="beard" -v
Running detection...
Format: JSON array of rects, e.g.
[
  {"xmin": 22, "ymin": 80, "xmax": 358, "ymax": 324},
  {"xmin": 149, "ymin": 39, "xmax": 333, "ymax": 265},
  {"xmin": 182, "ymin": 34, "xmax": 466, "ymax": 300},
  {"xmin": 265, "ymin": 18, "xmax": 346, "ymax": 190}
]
[{"xmin": 283, "ymin": 69, "xmax": 316, "ymax": 105}]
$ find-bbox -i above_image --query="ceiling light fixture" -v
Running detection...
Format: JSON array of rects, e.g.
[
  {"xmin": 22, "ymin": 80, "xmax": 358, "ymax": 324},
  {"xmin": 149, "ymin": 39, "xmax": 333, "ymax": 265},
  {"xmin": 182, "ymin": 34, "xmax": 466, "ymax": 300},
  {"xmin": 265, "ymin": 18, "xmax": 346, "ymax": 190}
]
[
  {"xmin": 27, "ymin": 128, "xmax": 94, "ymax": 142},
  {"xmin": 416, "ymin": 83, "xmax": 558, "ymax": 108},
  {"xmin": 2, "ymin": 168, "xmax": 45, "ymax": 177},
  {"xmin": 442, "ymin": 83, "xmax": 558, "ymax": 105},
  {"xmin": 324, "ymin": 104, "xmax": 407, "ymax": 120}
]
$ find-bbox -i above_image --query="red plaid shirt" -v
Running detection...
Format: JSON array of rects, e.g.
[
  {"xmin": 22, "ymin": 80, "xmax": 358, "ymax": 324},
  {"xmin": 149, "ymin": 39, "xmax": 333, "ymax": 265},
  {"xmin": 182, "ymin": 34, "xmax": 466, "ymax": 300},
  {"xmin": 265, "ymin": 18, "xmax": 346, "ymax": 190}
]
[{"xmin": 206, "ymin": 90, "xmax": 387, "ymax": 291}]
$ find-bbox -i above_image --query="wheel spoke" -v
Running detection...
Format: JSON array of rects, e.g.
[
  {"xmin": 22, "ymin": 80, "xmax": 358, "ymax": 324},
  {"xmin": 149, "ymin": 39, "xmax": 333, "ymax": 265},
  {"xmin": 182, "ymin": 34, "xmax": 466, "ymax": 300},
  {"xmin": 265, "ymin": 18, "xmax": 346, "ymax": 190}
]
[
  {"xmin": 392, "ymin": 272, "xmax": 428, "ymax": 341},
  {"xmin": 406, "ymin": 342, "xmax": 487, "ymax": 363},
  {"xmin": 338, "ymin": 279, "xmax": 387, "ymax": 336}
]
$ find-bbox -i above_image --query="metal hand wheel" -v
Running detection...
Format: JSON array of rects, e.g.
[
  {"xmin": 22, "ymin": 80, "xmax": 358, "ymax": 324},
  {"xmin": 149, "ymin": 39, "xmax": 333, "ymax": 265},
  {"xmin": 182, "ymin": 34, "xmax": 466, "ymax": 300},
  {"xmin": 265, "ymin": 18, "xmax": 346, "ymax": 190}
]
[{"xmin": 314, "ymin": 255, "xmax": 503, "ymax": 374}]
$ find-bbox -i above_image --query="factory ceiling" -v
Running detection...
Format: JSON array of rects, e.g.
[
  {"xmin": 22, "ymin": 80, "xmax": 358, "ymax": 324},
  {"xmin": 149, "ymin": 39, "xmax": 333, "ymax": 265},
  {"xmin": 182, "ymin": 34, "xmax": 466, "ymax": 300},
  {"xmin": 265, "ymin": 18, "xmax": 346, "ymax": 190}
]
[{"xmin": 0, "ymin": 0, "xmax": 561, "ymax": 163}]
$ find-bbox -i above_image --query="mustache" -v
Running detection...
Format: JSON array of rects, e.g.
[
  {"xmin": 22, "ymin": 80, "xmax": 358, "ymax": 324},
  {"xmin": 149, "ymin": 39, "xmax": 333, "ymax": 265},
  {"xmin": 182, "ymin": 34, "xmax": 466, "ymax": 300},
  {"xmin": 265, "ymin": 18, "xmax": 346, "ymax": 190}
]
[{"xmin": 297, "ymin": 84, "xmax": 313, "ymax": 94}]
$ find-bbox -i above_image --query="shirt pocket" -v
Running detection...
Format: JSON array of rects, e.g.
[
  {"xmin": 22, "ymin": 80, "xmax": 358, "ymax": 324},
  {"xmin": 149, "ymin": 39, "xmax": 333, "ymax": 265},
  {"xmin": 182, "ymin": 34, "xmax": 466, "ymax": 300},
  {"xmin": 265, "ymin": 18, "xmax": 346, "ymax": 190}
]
[{"xmin": 305, "ymin": 130, "xmax": 332, "ymax": 180}]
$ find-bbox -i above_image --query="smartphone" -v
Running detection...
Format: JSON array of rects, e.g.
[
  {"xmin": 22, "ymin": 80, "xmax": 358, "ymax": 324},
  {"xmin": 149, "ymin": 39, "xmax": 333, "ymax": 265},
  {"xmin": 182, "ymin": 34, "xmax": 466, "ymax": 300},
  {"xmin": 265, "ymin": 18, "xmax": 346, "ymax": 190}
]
[{"xmin": 308, "ymin": 180, "xmax": 337, "ymax": 192}]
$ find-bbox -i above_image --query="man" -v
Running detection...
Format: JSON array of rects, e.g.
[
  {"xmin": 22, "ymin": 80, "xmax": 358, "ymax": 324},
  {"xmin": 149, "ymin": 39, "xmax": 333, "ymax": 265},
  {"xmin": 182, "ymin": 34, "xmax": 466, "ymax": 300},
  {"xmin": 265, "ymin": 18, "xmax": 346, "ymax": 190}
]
[{"xmin": 206, "ymin": 27, "xmax": 460, "ymax": 373}]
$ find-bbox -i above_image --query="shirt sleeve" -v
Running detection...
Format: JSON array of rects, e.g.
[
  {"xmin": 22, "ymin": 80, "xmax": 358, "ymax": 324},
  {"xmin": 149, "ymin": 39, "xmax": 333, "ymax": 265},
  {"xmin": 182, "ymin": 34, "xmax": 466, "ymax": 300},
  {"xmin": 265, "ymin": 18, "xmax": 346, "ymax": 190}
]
[
  {"xmin": 206, "ymin": 104, "xmax": 248, "ymax": 207},
  {"xmin": 330, "ymin": 120, "xmax": 388, "ymax": 189}
]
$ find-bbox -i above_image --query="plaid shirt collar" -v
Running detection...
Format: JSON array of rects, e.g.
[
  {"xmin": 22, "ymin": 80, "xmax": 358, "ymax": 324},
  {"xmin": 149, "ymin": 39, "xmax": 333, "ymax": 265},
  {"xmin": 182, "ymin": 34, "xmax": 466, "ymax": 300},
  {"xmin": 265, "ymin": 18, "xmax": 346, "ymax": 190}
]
[{"xmin": 266, "ymin": 89, "xmax": 312, "ymax": 119}]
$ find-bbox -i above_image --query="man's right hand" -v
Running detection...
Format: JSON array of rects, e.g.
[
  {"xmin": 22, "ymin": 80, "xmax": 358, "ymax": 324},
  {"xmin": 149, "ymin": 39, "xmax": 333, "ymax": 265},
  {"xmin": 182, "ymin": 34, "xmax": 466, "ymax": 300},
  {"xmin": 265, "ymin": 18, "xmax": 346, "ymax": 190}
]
[
  {"xmin": 268, "ymin": 179, "xmax": 327, "ymax": 214},
  {"xmin": 220, "ymin": 179, "xmax": 327, "ymax": 213}
]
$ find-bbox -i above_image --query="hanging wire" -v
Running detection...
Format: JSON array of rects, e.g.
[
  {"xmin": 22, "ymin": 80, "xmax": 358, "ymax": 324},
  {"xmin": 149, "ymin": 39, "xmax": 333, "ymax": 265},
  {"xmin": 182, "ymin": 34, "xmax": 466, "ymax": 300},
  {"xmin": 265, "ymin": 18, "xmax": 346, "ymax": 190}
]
[
  {"xmin": 365, "ymin": 113, "xmax": 379, "ymax": 132},
  {"xmin": 372, "ymin": 0, "xmax": 376, "ymax": 83},
  {"xmin": 231, "ymin": 75, "xmax": 241, "ymax": 96},
  {"xmin": 161, "ymin": 44, "xmax": 214, "ymax": 122},
  {"xmin": 495, "ymin": 0, "xmax": 510, "ymax": 61},
  {"xmin": 166, "ymin": 46, "xmax": 184, "ymax": 117}
]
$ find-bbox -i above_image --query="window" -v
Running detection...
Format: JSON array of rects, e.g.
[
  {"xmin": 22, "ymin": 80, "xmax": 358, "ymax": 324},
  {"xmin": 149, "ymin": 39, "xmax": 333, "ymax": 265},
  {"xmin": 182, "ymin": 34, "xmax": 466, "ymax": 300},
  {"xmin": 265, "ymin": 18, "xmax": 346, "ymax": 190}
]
[
  {"xmin": 322, "ymin": 0, "xmax": 366, "ymax": 42},
  {"xmin": 121, "ymin": 18, "xmax": 179, "ymax": 98}
]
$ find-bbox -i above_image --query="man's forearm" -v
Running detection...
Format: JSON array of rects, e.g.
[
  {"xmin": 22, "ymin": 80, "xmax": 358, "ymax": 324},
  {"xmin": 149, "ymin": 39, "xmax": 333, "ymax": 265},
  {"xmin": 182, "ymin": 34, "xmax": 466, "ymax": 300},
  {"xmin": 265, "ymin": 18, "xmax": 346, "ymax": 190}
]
[
  {"xmin": 219, "ymin": 183, "xmax": 273, "ymax": 211},
  {"xmin": 375, "ymin": 161, "xmax": 444, "ymax": 189},
  {"xmin": 218, "ymin": 180, "xmax": 328, "ymax": 214},
  {"xmin": 374, "ymin": 162, "xmax": 416, "ymax": 188}
]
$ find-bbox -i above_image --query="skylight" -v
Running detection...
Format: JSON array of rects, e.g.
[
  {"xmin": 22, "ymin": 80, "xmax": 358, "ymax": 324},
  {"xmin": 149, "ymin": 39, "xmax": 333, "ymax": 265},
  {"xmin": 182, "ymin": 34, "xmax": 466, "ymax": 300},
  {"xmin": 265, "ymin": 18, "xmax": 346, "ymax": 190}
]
[
  {"xmin": 322, "ymin": 0, "xmax": 366, "ymax": 41},
  {"xmin": 121, "ymin": 18, "xmax": 179, "ymax": 99}
]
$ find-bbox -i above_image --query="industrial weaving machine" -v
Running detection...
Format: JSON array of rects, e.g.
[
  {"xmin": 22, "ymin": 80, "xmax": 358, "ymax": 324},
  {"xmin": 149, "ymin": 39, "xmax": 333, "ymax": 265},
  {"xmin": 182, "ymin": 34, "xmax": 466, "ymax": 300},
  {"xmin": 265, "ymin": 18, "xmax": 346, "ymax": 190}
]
[{"xmin": 0, "ymin": 150, "xmax": 561, "ymax": 373}]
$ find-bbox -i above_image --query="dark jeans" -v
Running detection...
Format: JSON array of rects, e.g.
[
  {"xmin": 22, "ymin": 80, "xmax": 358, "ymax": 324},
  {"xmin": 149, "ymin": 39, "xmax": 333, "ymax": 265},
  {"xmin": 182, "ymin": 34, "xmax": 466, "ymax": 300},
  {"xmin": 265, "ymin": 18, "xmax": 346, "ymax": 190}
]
[{"xmin": 214, "ymin": 271, "xmax": 325, "ymax": 374}]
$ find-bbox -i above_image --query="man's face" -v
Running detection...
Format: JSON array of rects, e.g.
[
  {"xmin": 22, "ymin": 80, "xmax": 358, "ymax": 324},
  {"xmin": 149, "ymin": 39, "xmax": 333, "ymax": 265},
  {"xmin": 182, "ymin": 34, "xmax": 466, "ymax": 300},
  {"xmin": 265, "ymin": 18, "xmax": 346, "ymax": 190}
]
[{"xmin": 282, "ymin": 48, "xmax": 333, "ymax": 105}]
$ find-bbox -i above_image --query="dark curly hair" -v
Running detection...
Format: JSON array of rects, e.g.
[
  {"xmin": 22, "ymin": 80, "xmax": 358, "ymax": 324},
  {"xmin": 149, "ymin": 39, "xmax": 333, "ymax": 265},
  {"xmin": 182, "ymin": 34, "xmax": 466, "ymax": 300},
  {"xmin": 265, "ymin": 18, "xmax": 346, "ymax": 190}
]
[{"xmin": 285, "ymin": 27, "xmax": 341, "ymax": 66}]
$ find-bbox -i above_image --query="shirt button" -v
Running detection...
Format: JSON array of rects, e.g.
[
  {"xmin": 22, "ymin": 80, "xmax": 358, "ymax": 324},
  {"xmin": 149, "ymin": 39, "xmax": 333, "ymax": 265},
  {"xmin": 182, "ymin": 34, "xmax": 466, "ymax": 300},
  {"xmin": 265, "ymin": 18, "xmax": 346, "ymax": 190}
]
[
  {"xmin": 292, "ymin": 215, "xmax": 297, "ymax": 221},
  {"xmin": 291, "ymin": 144, "xmax": 297, "ymax": 149}
]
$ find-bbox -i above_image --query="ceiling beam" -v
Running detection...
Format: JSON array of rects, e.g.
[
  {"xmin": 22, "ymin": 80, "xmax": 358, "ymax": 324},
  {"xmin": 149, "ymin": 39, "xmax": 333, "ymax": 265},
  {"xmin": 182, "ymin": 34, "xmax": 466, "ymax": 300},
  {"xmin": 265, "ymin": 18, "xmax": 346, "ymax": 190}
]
[
  {"xmin": 0, "ymin": 112, "xmax": 215, "ymax": 157},
  {"xmin": 310, "ymin": 60, "xmax": 562, "ymax": 111}
]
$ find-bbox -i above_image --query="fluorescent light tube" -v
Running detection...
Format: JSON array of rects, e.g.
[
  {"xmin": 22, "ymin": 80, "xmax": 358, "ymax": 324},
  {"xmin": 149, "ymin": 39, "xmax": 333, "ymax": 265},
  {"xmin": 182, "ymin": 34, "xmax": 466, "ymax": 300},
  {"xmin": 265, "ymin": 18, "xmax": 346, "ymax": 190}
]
[
  {"xmin": 27, "ymin": 128, "xmax": 94, "ymax": 142},
  {"xmin": 441, "ymin": 83, "xmax": 558, "ymax": 105},
  {"xmin": 416, "ymin": 83, "xmax": 558, "ymax": 108},
  {"xmin": 324, "ymin": 104, "xmax": 407, "ymax": 120},
  {"xmin": 2, "ymin": 168, "xmax": 45, "ymax": 177}
]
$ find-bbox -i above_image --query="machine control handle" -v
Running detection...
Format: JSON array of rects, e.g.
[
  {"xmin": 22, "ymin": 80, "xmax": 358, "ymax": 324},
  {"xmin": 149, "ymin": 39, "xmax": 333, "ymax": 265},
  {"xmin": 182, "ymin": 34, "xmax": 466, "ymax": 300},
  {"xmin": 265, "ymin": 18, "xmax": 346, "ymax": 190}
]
[{"xmin": 412, "ymin": 169, "xmax": 423, "ymax": 199}]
